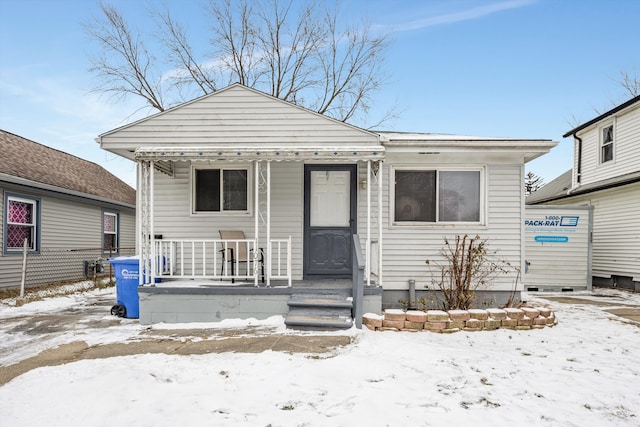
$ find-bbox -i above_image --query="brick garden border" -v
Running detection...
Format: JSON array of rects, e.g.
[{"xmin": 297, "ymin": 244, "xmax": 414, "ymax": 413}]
[{"xmin": 363, "ymin": 306, "xmax": 557, "ymax": 333}]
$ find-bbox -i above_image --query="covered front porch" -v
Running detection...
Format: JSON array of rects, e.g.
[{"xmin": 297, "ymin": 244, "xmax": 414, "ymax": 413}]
[{"xmin": 134, "ymin": 146, "xmax": 385, "ymax": 327}]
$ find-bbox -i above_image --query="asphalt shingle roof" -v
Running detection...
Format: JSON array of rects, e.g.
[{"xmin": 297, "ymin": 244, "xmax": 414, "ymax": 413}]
[{"xmin": 0, "ymin": 129, "xmax": 136, "ymax": 206}]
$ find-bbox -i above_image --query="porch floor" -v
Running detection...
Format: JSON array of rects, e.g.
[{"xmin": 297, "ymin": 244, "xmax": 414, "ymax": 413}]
[
  {"xmin": 149, "ymin": 278, "xmax": 358, "ymax": 290},
  {"xmin": 137, "ymin": 278, "xmax": 382, "ymax": 325}
]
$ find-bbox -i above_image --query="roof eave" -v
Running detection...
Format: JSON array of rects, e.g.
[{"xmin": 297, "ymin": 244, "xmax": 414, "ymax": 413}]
[
  {"xmin": 0, "ymin": 173, "xmax": 136, "ymax": 209},
  {"xmin": 563, "ymin": 95, "xmax": 640, "ymax": 138}
]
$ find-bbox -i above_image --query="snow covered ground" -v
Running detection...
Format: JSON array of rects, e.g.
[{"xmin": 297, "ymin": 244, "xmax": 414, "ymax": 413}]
[{"xmin": 1, "ymin": 287, "xmax": 639, "ymax": 427}]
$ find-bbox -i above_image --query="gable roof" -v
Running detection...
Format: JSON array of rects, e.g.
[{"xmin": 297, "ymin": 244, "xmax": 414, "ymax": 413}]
[
  {"xmin": 98, "ymin": 83, "xmax": 379, "ymax": 161},
  {"xmin": 563, "ymin": 94, "xmax": 640, "ymax": 138},
  {"xmin": 0, "ymin": 129, "xmax": 136, "ymax": 207}
]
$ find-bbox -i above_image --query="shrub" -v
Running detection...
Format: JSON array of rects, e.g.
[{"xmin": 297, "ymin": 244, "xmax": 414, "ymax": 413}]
[{"xmin": 426, "ymin": 234, "xmax": 512, "ymax": 310}]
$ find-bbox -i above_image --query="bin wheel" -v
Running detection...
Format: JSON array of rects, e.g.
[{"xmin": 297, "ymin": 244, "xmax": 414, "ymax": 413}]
[{"xmin": 111, "ymin": 304, "xmax": 126, "ymax": 318}]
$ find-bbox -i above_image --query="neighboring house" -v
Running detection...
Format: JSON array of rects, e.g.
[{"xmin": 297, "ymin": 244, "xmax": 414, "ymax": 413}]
[
  {"xmin": 527, "ymin": 95, "xmax": 640, "ymax": 291},
  {"xmin": 0, "ymin": 130, "xmax": 136, "ymax": 289},
  {"xmin": 97, "ymin": 84, "xmax": 555, "ymax": 325}
]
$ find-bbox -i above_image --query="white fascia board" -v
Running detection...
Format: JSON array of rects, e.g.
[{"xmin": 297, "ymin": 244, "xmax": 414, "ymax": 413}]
[
  {"xmin": 134, "ymin": 145, "xmax": 385, "ymax": 161},
  {"xmin": 383, "ymin": 139, "xmax": 557, "ymax": 163}
]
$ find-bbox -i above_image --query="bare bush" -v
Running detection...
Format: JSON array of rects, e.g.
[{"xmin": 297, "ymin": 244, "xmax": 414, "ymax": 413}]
[{"xmin": 426, "ymin": 234, "xmax": 512, "ymax": 310}]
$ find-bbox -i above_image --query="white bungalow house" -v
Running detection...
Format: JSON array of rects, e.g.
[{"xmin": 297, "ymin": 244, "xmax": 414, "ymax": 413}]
[
  {"xmin": 527, "ymin": 95, "xmax": 640, "ymax": 291},
  {"xmin": 98, "ymin": 84, "xmax": 556, "ymax": 327}
]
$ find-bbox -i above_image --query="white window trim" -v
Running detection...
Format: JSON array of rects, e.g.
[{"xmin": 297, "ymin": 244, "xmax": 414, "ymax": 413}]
[
  {"xmin": 599, "ymin": 121, "xmax": 615, "ymax": 165},
  {"xmin": 103, "ymin": 211, "xmax": 119, "ymax": 252},
  {"xmin": 5, "ymin": 195, "xmax": 38, "ymax": 252},
  {"xmin": 190, "ymin": 163, "xmax": 253, "ymax": 216},
  {"xmin": 390, "ymin": 165, "xmax": 486, "ymax": 227}
]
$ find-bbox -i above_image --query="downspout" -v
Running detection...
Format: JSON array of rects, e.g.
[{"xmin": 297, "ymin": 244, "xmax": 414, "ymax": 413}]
[{"xmin": 575, "ymin": 134, "xmax": 583, "ymax": 186}]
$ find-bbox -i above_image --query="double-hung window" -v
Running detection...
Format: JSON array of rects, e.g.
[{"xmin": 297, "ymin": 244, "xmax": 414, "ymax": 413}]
[
  {"xmin": 4, "ymin": 194, "xmax": 40, "ymax": 253},
  {"xmin": 193, "ymin": 166, "xmax": 250, "ymax": 214},
  {"xmin": 393, "ymin": 168, "xmax": 482, "ymax": 224},
  {"xmin": 103, "ymin": 210, "xmax": 119, "ymax": 252},
  {"xmin": 600, "ymin": 124, "xmax": 614, "ymax": 163}
]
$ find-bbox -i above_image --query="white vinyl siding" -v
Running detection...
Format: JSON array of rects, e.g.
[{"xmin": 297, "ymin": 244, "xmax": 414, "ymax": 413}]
[
  {"xmin": 361, "ymin": 163, "xmax": 522, "ymax": 291},
  {"xmin": 576, "ymin": 104, "xmax": 640, "ymax": 187},
  {"xmin": 545, "ymin": 182, "xmax": 640, "ymax": 281},
  {"xmin": 0, "ymin": 187, "xmax": 136, "ymax": 289},
  {"xmin": 152, "ymin": 161, "xmax": 305, "ymax": 280},
  {"xmin": 100, "ymin": 85, "xmax": 379, "ymax": 153}
]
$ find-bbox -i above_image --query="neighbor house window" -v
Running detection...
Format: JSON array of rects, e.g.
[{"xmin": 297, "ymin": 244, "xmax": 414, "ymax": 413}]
[
  {"xmin": 601, "ymin": 124, "xmax": 614, "ymax": 163},
  {"xmin": 394, "ymin": 169, "xmax": 481, "ymax": 224},
  {"xmin": 193, "ymin": 167, "xmax": 249, "ymax": 213},
  {"xmin": 4, "ymin": 194, "xmax": 40, "ymax": 253},
  {"xmin": 103, "ymin": 210, "xmax": 119, "ymax": 252}
]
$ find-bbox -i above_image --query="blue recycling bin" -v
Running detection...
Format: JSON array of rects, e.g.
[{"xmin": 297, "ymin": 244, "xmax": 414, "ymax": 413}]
[{"xmin": 109, "ymin": 256, "xmax": 140, "ymax": 319}]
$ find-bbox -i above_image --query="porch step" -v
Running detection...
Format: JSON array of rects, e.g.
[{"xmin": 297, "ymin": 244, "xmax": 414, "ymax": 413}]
[
  {"xmin": 285, "ymin": 315, "xmax": 353, "ymax": 330},
  {"xmin": 285, "ymin": 295, "xmax": 354, "ymax": 330}
]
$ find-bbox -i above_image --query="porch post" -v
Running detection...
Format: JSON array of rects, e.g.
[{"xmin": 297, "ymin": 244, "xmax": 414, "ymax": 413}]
[
  {"xmin": 366, "ymin": 160, "xmax": 371, "ymax": 286},
  {"xmin": 149, "ymin": 160, "xmax": 155, "ymax": 284},
  {"xmin": 378, "ymin": 161, "xmax": 383, "ymax": 287},
  {"xmin": 254, "ymin": 161, "xmax": 259, "ymax": 287},
  {"xmin": 135, "ymin": 161, "xmax": 142, "ymax": 257},
  {"xmin": 266, "ymin": 160, "xmax": 271, "ymax": 287},
  {"xmin": 139, "ymin": 161, "xmax": 151, "ymax": 286}
]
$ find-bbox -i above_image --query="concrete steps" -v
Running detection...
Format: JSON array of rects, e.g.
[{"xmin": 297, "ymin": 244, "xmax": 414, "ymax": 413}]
[{"xmin": 285, "ymin": 295, "xmax": 353, "ymax": 330}]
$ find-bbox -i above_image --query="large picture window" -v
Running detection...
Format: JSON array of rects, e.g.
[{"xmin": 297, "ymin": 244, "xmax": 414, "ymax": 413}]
[
  {"xmin": 4, "ymin": 194, "xmax": 40, "ymax": 253},
  {"xmin": 394, "ymin": 169, "xmax": 482, "ymax": 224},
  {"xmin": 193, "ymin": 167, "xmax": 249, "ymax": 213}
]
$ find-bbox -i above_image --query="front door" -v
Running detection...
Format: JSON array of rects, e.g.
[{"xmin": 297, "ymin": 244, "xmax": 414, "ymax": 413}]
[{"xmin": 303, "ymin": 164, "xmax": 357, "ymax": 278}]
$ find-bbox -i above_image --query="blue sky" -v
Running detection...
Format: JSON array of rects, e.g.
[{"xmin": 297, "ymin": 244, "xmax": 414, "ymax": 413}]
[{"xmin": 1, "ymin": 0, "xmax": 638, "ymax": 188}]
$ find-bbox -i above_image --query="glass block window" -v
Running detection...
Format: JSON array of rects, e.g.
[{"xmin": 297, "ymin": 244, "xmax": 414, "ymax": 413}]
[{"xmin": 5, "ymin": 195, "xmax": 38, "ymax": 252}]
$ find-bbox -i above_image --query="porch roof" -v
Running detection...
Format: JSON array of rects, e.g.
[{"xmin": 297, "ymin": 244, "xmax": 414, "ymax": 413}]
[{"xmin": 134, "ymin": 145, "xmax": 385, "ymax": 161}]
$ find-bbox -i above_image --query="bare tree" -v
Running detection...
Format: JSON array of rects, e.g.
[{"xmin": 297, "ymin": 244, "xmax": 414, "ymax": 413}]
[
  {"xmin": 85, "ymin": 0, "xmax": 391, "ymax": 126},
  {"xmin": 524, "ymin": 171, "xmax": 544, "ymax": 195},
  {"xmin": 84, "ymin": 2, "xmax": 166, "ymax": 112},
  {"xmin": 615, "ymin": 66, "xmax": 639, "ymax": 98}
]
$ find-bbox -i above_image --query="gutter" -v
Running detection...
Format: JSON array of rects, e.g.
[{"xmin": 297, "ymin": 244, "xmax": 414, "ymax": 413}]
[{"xmin": 563, "ymin": 95, "xmax": 640, "ymax": 138}]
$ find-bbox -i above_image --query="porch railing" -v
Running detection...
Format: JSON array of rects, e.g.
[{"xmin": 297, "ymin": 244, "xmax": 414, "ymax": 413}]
[{"xmin": 153, "ymin": 237, "xmax": 291, "ymax": 286}]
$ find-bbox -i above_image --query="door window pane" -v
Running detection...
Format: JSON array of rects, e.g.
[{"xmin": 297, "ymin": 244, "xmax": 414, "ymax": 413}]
[{"xmin": 310, "ymin": 170, "xmax": 350, "ymax": 227}]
